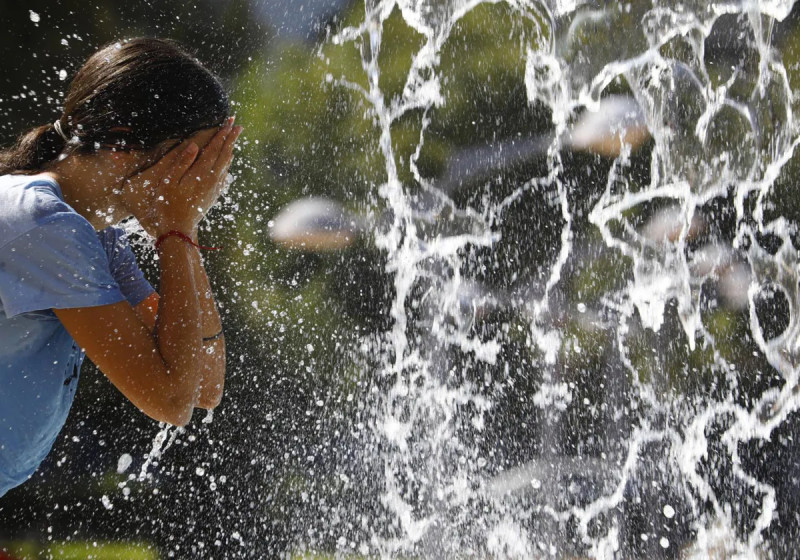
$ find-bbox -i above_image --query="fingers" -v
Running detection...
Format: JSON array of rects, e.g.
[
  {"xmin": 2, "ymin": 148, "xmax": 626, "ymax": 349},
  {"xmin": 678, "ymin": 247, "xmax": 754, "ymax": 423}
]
[
  {"xmin": 162, "ymin": 142, "xmax": 199, "ymax": 186},
  {"xmin": 204, "ymin": 124, "xmax": 242, "ymax": 205},
  {"xmin": 182, "ymin": 118, "xmax": 242, "ymax": 205},
  {"xmin": 150, "ymin": 138, "xmax": 199, "ymax": 173},
  {"xmin": 185, "ymin": 127, "xmax": 218, "ymax": 151},
  {"xmin": 188, "ymin": 118, "xmax": 235, "ymax": 179},
  {"xmin": 211, "ymin": 125, "xmax": 243, "ymax": 184},
  {"xmin": 213, "ymin": 120, "xmax": 242, "ymax": 168}
]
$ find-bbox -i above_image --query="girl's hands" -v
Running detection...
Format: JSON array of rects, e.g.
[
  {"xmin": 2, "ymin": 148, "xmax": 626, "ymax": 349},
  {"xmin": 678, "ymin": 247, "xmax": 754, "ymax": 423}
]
[{"xmin": 120, "ymin": 118, "xmax": 243, "ymax": 237}]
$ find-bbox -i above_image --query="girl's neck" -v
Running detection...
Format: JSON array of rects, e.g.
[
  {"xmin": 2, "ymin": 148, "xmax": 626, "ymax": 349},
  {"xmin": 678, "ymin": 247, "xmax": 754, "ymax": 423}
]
[{"xmin": 44, "ymin": 155, "xmax": 126, "ymax": 230}]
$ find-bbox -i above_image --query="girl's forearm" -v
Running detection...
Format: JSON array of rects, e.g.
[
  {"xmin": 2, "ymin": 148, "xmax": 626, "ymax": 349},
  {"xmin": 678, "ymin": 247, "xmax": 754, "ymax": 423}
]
[
  {"xmin": 192, "ymin": 245, "xmax": 226, "ymax": 409},
  {"xmin": 154, "ymin": 235, "xmax": 205, "ymax": 419},
  {"xmin": 188, "ymin": 229, "xmax": 224, "ymax": 335}
]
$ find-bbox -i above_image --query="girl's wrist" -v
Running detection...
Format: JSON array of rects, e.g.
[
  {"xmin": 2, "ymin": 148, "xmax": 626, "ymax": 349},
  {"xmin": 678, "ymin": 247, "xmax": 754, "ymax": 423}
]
[
  {"xmin": 154, "ymin": 223, "xmax": 197, "ymax": 240},
  {"xmin": 155, "ymin": 231, "xmax": 193, "ymax": 253},
  {"xmin": 155, "ymin": 229, "xmax": 220, "ymax": 252}
]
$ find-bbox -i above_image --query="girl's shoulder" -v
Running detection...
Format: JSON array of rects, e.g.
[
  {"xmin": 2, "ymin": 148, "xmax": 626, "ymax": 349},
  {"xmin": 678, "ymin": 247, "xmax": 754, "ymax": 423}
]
[
  {"xmin": 0, "ymin": 173, "xmax": 81, "ymax": 244},
  {"xmin": 0, "ymin": 172, "xmax": 68, "ymax": 211}
]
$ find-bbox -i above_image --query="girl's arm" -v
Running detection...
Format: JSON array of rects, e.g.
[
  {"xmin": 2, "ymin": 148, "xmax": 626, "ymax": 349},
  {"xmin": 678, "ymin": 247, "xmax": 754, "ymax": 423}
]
[
  {"xmin": 55, "ymin": 234, "xmax": 205, "ymax": 426},
  {"xmin": 134, "ymin": 247, "xmax": 225, "ymax": 410},
  {"xmin": 192, "ymin": 249, "xmax": 225, "ymax": 409},
  {"xmin": 56, "ymin": 123, "xmax": 239, "ymax": 426}
]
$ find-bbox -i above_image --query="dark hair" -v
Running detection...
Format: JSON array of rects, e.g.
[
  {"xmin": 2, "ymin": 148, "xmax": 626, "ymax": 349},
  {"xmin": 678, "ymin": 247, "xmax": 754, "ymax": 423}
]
[{"xmin": 0, "ymin": 37, "xmax": 229, "ymax": 174}]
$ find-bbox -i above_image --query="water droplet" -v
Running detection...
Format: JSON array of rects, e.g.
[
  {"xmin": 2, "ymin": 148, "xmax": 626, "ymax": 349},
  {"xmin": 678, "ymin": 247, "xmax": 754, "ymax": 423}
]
[{"xmin": 117, "ymin": 453, "xmax": 132, "ymax": 473}]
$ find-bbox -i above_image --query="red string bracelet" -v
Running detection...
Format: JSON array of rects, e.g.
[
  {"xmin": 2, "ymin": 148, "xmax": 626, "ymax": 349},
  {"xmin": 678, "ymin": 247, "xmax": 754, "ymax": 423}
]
[{"xmin": 155, "ymin": 230, "xmax": 221, "ymax": 251}]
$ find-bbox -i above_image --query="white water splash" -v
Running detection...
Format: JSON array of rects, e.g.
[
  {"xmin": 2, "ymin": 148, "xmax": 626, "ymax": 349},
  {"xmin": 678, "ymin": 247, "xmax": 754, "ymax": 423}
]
[
  {"xmin": 138, "ymin": 424, "xmax": 181, "ymax": 483},
  {"xmin": 324, "ymin": 0, "xmax": 800, "ymax": 557}
]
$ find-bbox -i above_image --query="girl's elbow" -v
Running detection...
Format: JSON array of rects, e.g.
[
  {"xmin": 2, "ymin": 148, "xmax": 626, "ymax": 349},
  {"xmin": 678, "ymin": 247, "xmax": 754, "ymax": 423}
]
[
  {"xmin": 197, "ymin": 380, "xmax": 224, "ymax": 410},
  {"xmin": 165, "ymin": 412, "xmax": 192, "ymax": 428},
  {"xmin": 161, "ymin": 397, "xmax": 195, "ymax": 426},
  {"xmin": 141, "ymin": 392, "xmax": 195, "ymax": 426},
  {"xmin": 197, "ymin": 359, "xmax": 225, "ymax": 409}
]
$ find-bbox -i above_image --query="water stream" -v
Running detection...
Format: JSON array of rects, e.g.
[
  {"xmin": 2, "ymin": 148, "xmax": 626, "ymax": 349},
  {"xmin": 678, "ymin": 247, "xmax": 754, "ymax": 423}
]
[{"xmin": 312, "ymin": 0, "xmax": 800, "ymax": 557}]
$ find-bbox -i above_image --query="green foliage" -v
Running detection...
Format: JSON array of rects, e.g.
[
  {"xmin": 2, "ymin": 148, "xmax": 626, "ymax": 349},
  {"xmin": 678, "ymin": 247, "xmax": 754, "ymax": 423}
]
[
  {"xmin": 2, "ymin": 541, "xmax": 158, "ymax": 560},
  {"xmin": 47, "ymin": 543, "xmax": 157, "ymax": 560},
  {"xmin": 222, "ymin": 0, "xmax": 559, "ymax": 379}
]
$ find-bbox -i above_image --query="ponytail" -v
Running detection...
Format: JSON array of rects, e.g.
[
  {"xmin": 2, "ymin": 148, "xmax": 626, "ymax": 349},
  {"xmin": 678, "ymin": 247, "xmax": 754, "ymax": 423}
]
[{"xmin": 0, "ymin": 123, "xmax": 70, "ymax": 175}]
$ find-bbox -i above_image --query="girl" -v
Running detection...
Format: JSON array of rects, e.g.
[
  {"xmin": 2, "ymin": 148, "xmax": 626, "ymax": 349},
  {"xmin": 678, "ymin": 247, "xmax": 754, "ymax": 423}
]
[{"xmin": 0, "ymin": 38, "xmax": 242, "ymax": 496}]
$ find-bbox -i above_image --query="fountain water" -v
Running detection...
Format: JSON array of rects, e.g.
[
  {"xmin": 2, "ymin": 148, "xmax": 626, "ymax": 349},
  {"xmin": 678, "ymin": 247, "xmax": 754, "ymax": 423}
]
[{"xmin": 294, "ymin": 0, "xmax": 800, "ymax": 558}]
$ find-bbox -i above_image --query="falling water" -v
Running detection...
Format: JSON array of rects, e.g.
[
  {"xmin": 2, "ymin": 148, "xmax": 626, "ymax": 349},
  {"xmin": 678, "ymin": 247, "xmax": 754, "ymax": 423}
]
[{"xmin": 303, "ymin": 0, "xmax": 800, "ymax": 558}]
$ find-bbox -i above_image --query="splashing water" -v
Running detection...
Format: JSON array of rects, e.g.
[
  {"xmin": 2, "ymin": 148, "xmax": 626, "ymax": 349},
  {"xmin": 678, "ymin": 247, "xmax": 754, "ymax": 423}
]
[
  {"xmin": 138, "ymin": 424, "xmax": 180, "ymax": 483},
  {"xmin": 305, "ymin": 0, "xmax": 800, "ymax": 558}
]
